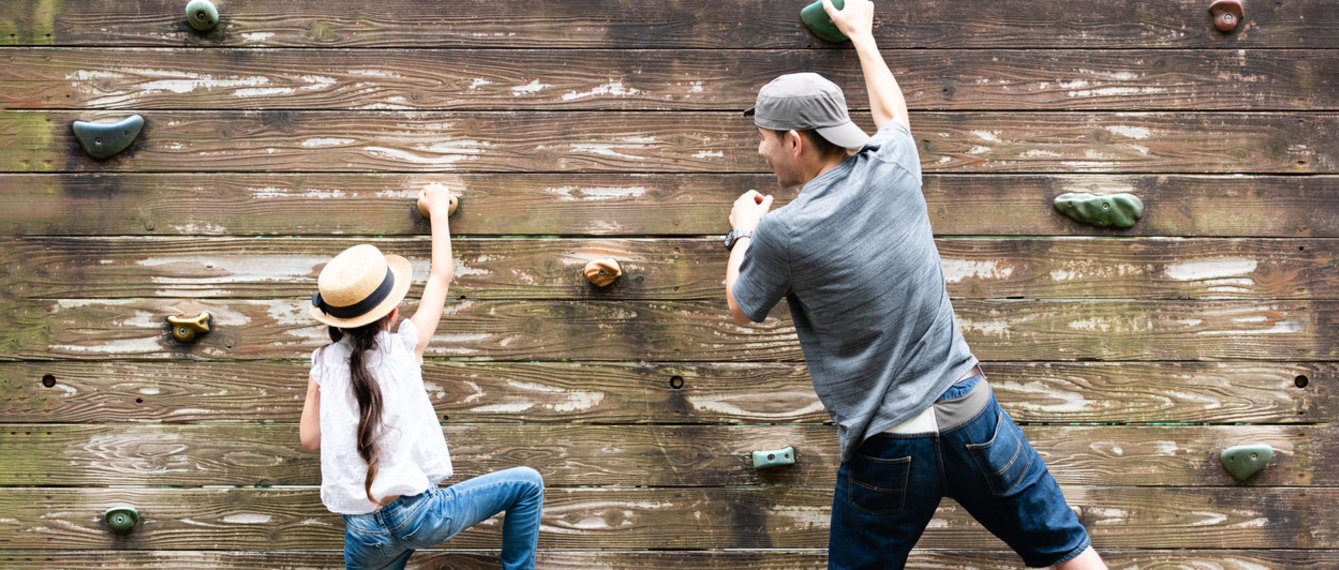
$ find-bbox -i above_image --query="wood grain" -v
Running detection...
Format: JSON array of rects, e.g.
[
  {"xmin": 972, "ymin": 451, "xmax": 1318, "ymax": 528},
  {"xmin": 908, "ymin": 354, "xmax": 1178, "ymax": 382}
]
[
  {"xmin": 4, "ymin": 111, "xmax": 1334, "ymax": 174},
  {"xmin": 4, "ymin": 236, "xmax": 1336, "ymax": 301},
  {"xmin": 0, "ymin": 486, "xmax": 1331, "ymax": 549},
  {"xmin": 3, "ymin": 173, "xmax": 1337, "ymax": 238},
  {"xmin": 3, "ymin": 0, "xmax": 1335, "ymax": 48},
  {"xmin": 4, "ymin": 549, "xmax": 1338, "ymax": 569},
  {"xmin": 2, "ymin": 298, "xmax": 1334, "ymax": 361},
  {"xmin": 0, "ymin": 423, "xmax": 1329, "ymax": 487},
  {"xmin": 1, "ymin": 361, "xmax": 1324, "ymax": 425},
  {"xmin": 5, "ymin": 48, "xmax": 1334, "ymax": 111}
]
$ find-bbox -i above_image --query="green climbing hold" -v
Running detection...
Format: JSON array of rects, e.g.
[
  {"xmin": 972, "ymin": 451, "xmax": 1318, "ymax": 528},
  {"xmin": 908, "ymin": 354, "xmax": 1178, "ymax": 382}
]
[
  {"xmin": 186, "ymin": 0, "xmax": 220, "ymax": 32},
  {"xmin": 752, "ymin": 446, "xmax": 796, "ymax": 469},
  {"xmin": 801, "ymin": 0, "xmax": 848, "ymax": 43},
  {"xmin": 104, "ymin": 506, "xmax": 139, "ymax": 533},
  {"xmin": 1053, "ymin": 192, "xmax": 1144, "ymax": 229},
  {"xmin": 71, "ymin": 115, "xmax": 144, "ymax": 160},
  {"xmin": 1220, "ymin": 444, "xmax": 1273, "ymax": 481}
]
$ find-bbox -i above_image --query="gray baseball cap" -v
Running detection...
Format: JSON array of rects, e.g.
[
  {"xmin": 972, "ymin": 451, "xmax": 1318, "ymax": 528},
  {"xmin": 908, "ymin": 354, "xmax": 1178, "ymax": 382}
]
[{"xmin": 744, "ymin": 72, "xmax": 869, "ymax": 149}]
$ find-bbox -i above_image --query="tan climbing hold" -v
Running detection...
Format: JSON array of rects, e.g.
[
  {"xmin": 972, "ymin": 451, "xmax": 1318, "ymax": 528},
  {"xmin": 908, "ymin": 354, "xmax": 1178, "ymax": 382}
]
[
  {"xmin": 167, "ymin": 312, "xmax": 211, "ymax": 343},
  {"xmin": 584, "ymin": 259, "xmax": 622, "ymax": 287}
]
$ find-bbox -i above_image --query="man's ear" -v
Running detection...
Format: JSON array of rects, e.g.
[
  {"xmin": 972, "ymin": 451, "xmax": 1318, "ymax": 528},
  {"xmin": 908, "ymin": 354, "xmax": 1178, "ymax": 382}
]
[{"xmin": 786, "ymin": 130, "xmax": 804, "ymax": 157}]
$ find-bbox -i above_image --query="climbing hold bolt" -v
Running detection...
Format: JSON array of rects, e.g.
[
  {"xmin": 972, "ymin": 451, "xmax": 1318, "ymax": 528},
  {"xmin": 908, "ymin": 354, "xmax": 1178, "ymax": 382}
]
[
  {"xmin": 167, "ymin": 312, "xmax": 211, "ymax": 343},
  {"xmin": 1209, "ymin": 0, "xmax": 1243, "ymax": 32},
  {"xmin": 71, "ymin": 115, "xmax": 144, "ymax": 160},
  {"xmin": 801, "ymin": 0, "xmax": 848, "ymax": 43},
  {"xmin": 584, "ymin": 259, "xmax": 622, "ymax": 287},
  {"xmin": 416, "ymin": 194, "xmax": 459, "ymax": 219},
  {"xmin": 1053, "ymin": 192, "xmax": 1144, "ymax": 229},
  {"xmin": 1221, "ymin": 444, "xmax": 1272, "ymax": 481},
  {"xmin": 105, "ymin": 506, "xmax": 139, "ymax": 533},
  {"xmin": 185, "ymin": 0, "xmax": 220, "ymax": 32},
  {"xmin": 752, "ymin": 446, "xmax": 796, "ymax": 469}
]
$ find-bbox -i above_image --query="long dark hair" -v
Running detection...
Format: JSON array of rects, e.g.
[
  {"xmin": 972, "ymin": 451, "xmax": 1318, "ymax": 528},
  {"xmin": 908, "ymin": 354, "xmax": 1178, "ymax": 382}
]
[{"xmin": 327, "ymin": 316, "xmax": 388, "ymax": 504}]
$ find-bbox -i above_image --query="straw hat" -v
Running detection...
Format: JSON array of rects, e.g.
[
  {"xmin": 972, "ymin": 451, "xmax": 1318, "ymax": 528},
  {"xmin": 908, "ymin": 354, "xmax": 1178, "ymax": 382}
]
[{"xmin": 309, "ymin": 244, "xmax": 412, "ymax": 329}]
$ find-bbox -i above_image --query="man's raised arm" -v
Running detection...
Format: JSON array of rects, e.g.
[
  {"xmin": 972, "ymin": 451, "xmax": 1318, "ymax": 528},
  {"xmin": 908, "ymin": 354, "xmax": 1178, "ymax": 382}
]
[{"xmin": 821, "ymin": 0, "xmax": 909, "ymax": 131}]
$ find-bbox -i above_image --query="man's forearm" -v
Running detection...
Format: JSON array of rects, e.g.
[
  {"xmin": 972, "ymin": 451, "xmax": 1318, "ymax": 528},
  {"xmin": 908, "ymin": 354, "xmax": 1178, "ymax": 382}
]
[
  {"xmin": 850, "ymin": 33, "xmax": 909, "ymax": 131},
  {"xmin": 725, "ymin": 237, "xmax": 753, "ymax": 324}
]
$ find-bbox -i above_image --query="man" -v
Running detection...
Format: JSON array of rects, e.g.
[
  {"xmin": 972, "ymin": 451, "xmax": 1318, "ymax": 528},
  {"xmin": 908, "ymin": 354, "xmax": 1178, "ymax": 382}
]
[{"xmin": 723, "ymin": 0, "xmax": 1105, "ymax": 568}]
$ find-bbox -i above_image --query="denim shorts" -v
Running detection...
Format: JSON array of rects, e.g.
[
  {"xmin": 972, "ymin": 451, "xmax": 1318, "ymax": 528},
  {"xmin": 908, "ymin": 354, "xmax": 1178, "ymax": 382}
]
[{"xmin": 828, "ymin": 374, "xmax": 1091, "ymax": 569}]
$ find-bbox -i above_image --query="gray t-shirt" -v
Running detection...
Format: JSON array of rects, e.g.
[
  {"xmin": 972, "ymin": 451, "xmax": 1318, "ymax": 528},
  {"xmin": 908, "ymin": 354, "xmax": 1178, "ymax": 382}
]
[{"xmin": 733, "ymin": 121, "xmax": 979, "ymax": 463}]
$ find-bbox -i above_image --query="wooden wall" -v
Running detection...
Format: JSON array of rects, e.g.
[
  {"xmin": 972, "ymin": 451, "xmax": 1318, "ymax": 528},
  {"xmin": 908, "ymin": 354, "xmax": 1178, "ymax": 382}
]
[{"xmin": 2, "ymin": 0, "xmax": 1337, "ymax": 567}]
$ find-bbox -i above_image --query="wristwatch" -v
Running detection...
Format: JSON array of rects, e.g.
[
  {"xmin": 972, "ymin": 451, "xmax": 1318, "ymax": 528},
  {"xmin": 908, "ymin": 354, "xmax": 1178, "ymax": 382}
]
[{"xmin": 723, "ymin": 228, "xmax": 753, "ymax": 250}]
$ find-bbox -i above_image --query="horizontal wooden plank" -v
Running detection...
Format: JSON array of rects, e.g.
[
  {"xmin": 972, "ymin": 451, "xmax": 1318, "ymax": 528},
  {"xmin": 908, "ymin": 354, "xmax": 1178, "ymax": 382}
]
[
  {"xmin": 4, "ymin": 111, "xmax": 1334, "ymax": 174},
  {"xmin": 0, "ymin": 487, "xmax": 1332, "ymax": 549},
  {"xmin": 4, "ymin": 174, "xmax": 1338, "ymax": 238},
  {"xmin": 2, "ymin": 361, "xmax": 1323, "ymax": 425},
  {"xmin": 0, "ymin": 424, "xmax": 1328, "ymax": 487},
  {"xmin": 3, "ymin": 0, "xmax": 1335, "ymax": 48},
  {"xmin": 5, "ymin": 549, "xmax": 1339, "ymax": 569},
  {"xmin": 2, "ymin": 298, "xmax": 1334, "ymax": 362},
  {"xmin": 4, "ymin": 237, "xmax": 1336, "ymax": 301},
  {"xmin": 5, "ymin": 48, "xmax": 1335, "ymax": 111}
]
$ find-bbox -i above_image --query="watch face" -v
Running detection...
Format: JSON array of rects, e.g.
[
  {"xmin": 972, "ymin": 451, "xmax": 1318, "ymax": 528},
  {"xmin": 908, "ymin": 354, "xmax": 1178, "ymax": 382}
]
[{"xmin": 723, "ymin": 230, "xmax": 736, "ymax": 250}]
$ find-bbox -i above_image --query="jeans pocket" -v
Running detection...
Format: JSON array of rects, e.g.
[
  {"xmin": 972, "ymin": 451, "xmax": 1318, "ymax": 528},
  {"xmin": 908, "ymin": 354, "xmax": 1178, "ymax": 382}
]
[
  {"xmin": 846, "ymin": 452, "xmax": 911, "ymax": 515},
  {"xmin": 965, "ymin": 411, "xmax": 1034, "ymax": 496},
  {"xmin": 344, "ymin": 524, "xmax": 394, "ymax": 566}
]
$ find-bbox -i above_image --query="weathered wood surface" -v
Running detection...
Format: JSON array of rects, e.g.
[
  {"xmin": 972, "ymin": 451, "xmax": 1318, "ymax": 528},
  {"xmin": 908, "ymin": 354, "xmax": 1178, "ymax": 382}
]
[
  {"xmin": 5, "ymin": 173, "xmax": 1338, "ymax": 237},
  {"xmin": 2, "ymin": 172, "xmax": 1339, "ymax": 236},
  {"xmin": 3, "ymin": 0, "xmax": 1336, "ymax": 48},
  {"xmin": 6, "ymin": 549, "xmax": 1339, "ymax": 570},
  {"xmin": 5, "ymin": 236, "xmax": 1337, "ymax": 301},
  {"xmin": 5, "ymin": 111, "xmax": 1335, "ymax": 174},
  {"xmin": 0, "ymin": 424, "xmax": 1328, "ymax": 487},
  {"xmin": 2, "ymin": 361, "xmax": 1324, "ymax": 425},
  {"xmin": 3, "ymin": 298, "xmax": 1335, "ymax": 361},
  {"xmin": 0, "ymin": 487, "xmax": 1333, "ymax": 549},
  {"xmin": 5, "ymin": 48, "xmax": 1335, "ymax": 111}
]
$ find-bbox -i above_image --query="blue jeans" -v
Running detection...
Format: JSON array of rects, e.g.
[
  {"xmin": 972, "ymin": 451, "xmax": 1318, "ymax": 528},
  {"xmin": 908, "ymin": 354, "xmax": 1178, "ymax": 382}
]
[
  {"xmin": 343, "ymin": 466, "xmax": 544, "ymax": 570},
  {"xmin": 829, "ymin": 375, "xmax": 1091, "ymax": 569}
]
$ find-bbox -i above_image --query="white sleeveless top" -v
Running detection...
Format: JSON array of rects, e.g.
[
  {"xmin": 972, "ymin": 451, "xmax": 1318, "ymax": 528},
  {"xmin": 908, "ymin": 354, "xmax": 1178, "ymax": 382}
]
[{"xmin": 311, "ymin": 319, "xmax": 453, "ymax": 515}]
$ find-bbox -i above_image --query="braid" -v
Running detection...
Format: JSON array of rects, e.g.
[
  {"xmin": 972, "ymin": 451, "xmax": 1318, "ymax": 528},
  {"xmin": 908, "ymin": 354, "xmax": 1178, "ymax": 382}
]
[{"xmin": 329, "ymin": 318, "xmax": 387, "ymax": 504}]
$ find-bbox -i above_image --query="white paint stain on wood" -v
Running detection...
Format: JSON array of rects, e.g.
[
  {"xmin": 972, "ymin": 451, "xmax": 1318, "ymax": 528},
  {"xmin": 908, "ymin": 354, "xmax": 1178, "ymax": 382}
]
[
  {"xmin": 511, "ymin": 79, "xmax": 551, "ymax": 96},
  {"xmin": 1164, "ymin": 258, "xmax": 1257, "ymax": 281},
  {"xmin": 562, "ymin": 80, "xmax": 642, "ymax": 101},
  {"xmin": 941, "ymin": 259, "xmax": 1014, "ymax": 284},
  {"xmin": 543, "ymin": 186, "xmax": 648, "ymax": 201},
  {"xmin": 222, "ymin": 514, "xmax": 273, "ymax": 524},
  {"xmin": 1105, "ymin": 125, "xmax": 1153, "ymax": 140},
  {"xmin": 970, "ymin": 130, "xmax": 1002, "ymax": 143},
  {"xmin": 241, "ymin": 32, "xmax": 275, "ymax": 42},
  {"xmin": 300, "ymin": 137, "xmax": 356, "ymax": 148},
  {"xmin": 692, "ymin": 150, "xmax": 724, "ymax": 159}
]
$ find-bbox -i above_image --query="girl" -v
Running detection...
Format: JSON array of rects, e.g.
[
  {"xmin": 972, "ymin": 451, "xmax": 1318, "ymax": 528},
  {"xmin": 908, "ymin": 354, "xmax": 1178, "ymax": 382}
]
[{"xmin": 299, "ymin": 186, "xmax": 544, "ymax": 569}]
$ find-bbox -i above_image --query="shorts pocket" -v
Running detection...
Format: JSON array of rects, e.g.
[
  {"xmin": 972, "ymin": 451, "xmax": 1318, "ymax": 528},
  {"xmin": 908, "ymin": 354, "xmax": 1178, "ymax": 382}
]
[
  {"xmin": 846, "ymin": 452, "xmax": 911, "ymax": 515},
  {"xmin": 965, "ymin": 411, "xmax": 1033, "ymax": 496}
]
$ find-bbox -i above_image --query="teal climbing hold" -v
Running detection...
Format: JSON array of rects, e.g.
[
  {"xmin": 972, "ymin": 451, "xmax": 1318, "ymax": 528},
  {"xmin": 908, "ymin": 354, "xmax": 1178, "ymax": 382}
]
[
  {"xmin": 104, "ymin": 506, "xmax": 139, "ymax": 534},
  {"xmin": 71, "ymin": 115, "xmax": 144, "ymax": 160},
  {"xmin": 1220, "ymin": 444, "xmax": 1273, "ymax": 481},
  {"xmin": 186, "ymin": 0, "xmax": 220, "ymax": 32},
  {"xmin": 1053, "ymin": 192, "xmax": 1144, "ymax": 229},
  {"xmin": 752, "ymin": 446, "xmax": 796, "ymax": 469},
  {"xmin": 801, "ymin": 0, "xmax": 848, "ymax": 43}
]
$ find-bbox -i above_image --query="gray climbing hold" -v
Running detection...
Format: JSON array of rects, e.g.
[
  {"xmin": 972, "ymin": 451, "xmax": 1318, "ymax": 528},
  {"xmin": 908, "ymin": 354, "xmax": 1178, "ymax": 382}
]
[
  {"xmin": 752, "ymin": 446, "xmax": 796, "ymax": 469},
  {"xmin": 1053, "ymin": 192, "xmax": 1144, "ymax": 229},
  {"xmin": 71, "ymin": 115, "xmax": 144, "ymax": 160},
  {"xmin": 1220, "ymin": 444, "xmax": 1273, "ymax": 481},
  {"xmin": 186, "ymin": 0, "xmax": 220, "ymax": 32}
]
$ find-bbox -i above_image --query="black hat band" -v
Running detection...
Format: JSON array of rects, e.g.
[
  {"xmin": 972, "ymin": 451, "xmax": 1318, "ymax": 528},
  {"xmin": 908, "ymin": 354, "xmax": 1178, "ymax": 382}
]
[{"xmin": 311, "ymin": 267, "xmax": 395, "ymax": 319}]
